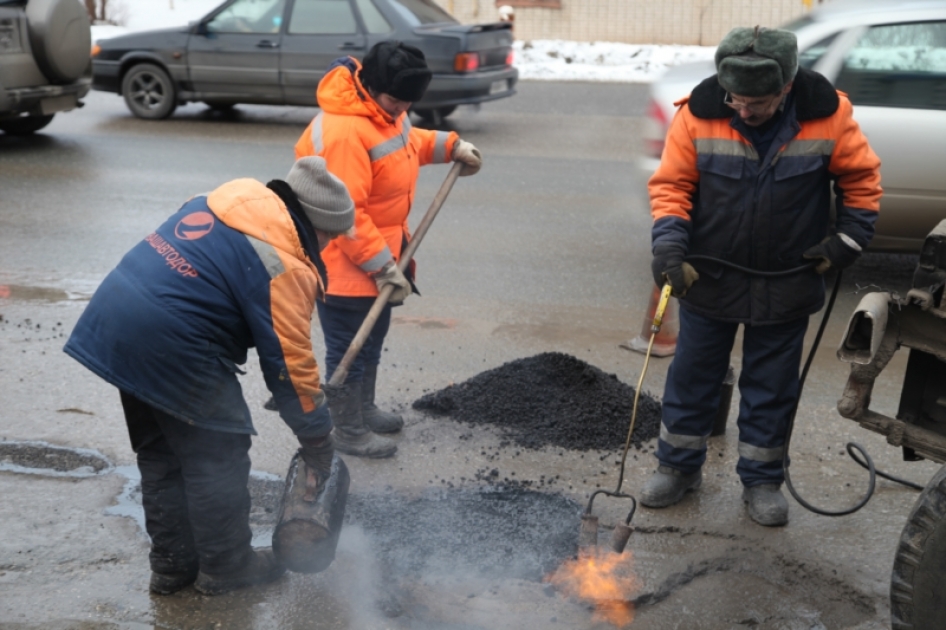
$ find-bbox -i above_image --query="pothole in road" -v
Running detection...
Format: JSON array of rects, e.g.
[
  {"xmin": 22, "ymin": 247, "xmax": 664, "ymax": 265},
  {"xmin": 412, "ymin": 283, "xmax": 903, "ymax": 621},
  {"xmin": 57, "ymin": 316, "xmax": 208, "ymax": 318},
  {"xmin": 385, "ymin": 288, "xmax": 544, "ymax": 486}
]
[
  {"xmin": 0, "ymin": 440, "xmax": 112, "ymax": 477},
  {"xmin": 0, "ymin": 284, "xmax": 90, "ymax": 302}
]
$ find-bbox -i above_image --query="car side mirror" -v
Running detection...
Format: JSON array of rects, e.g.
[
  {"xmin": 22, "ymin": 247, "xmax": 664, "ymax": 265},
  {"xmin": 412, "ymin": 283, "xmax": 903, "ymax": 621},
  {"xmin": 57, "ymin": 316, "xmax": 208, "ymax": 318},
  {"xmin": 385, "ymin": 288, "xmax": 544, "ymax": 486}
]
[{"xmin": 192, "ymin": 20, "xmax": 210, "ymax": 36}]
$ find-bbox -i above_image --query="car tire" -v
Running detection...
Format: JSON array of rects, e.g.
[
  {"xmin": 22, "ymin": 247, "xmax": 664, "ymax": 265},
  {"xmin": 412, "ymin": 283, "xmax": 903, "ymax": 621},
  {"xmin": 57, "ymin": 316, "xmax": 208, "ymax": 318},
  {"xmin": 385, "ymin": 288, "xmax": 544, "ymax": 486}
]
[
  {"xmin": 204, "ymin": 102, "xmax": 236, "ymax": 112},
  {"xmin": 414, "ymin": 106, "xmax": 457, "ymax": 122},
  {"xmin": 890, "ymin": 463, "xmax": 946, "ymax": 630},
  {"xmin": 0, "ymin": 114, "xmax": 55, "ymax": 135},
  {"xmin": 25, "ymin": 0, "xmax": 91, "ymax": 83},
  {"xmin": 122, "ymin": 64, "xmax": 177, "ymax": 120}
]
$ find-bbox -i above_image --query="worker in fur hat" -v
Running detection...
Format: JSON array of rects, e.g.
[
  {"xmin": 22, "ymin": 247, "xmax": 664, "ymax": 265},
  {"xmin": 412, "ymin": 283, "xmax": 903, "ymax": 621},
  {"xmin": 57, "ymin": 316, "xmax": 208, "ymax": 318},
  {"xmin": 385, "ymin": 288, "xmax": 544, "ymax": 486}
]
[
  {"xmin": 640, "ymin": 26, "xmax": 882, "ymax": 526},
  {"xmin": 289, "ymin": 40, "xmax": 482, "ymax": 459},
  {"xmin": 64, "ymin": 157, "xmax": 354, "ymax": 596}
]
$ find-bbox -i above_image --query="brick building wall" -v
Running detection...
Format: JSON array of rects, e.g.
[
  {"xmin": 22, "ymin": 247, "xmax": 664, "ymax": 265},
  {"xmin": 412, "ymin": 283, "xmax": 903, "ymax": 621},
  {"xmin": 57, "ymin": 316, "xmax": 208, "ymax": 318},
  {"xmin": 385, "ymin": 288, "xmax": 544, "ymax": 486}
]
[{"xmin": 433, "ymin": 0, "xmax": 816, "ymax": 46}]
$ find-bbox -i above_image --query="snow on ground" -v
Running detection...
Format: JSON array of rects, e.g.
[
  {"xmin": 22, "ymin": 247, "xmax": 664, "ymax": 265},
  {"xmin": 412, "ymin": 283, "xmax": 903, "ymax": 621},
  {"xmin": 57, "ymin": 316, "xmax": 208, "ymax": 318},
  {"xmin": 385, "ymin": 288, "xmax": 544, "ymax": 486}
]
[
  {"xmin": 512, "ymin": 40, "xmax": 714, "ymax": 82},
  {"xmin": 90, "ymin": 0, "xmax": 716, "ymax": 84}
]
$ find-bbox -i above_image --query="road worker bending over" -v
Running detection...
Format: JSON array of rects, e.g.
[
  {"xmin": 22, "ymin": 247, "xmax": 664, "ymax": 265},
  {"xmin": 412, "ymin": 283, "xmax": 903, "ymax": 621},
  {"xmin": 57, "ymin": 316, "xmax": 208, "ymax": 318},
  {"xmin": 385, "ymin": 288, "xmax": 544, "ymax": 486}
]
[{"xmin": 65, "ymin": 157, "xmax": 353, "ymax": 595}]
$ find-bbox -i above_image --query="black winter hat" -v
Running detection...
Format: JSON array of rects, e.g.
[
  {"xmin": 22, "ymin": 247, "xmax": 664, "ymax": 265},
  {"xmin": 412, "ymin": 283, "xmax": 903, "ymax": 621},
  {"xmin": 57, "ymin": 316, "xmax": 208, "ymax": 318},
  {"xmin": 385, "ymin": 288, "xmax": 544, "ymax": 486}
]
[
  {"xmin": 359, "ymin": 40, "xmax": 432, "ymax": 103},
  {"xmin": 715, "ymin": 26, "xmax": 798, "ymax": 97}
]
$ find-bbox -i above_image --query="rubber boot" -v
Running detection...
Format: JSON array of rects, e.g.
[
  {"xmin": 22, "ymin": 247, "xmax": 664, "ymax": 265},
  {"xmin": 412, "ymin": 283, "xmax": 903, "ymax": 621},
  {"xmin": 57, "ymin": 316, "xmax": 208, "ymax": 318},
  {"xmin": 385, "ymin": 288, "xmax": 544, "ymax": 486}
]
[
  {"xmin": 193, "ymin": 548, "xmax": 286, "ymax": 596},
  {"xmin": 150, "ymin": 563, "xmax": 198, "ymax": 595},
  {"xmin": 742, "ymin": 484, "xmax": 789, "ymax": 527},
  {"xmin": 639, "ymin": 465, "xmax": 702, "ymax": 508},
  {"xmin": 325, "ymin": 382, "xmax": 397, "ymax": 458},
  {"xmin": 362, "ymin": 364, "xmax": 404, "ymax": 434}
]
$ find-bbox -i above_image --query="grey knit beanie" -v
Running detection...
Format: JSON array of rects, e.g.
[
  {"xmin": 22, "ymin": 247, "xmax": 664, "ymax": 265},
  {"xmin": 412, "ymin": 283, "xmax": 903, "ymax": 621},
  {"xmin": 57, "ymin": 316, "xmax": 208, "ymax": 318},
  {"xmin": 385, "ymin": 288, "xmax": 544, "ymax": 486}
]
[
  {"xmin": 285, "ymin": 157, "xmax": 354, "ymax": 234},
  {"xmin": 715, "ymin": 26, "xmax": 798, "ymax": 97}
]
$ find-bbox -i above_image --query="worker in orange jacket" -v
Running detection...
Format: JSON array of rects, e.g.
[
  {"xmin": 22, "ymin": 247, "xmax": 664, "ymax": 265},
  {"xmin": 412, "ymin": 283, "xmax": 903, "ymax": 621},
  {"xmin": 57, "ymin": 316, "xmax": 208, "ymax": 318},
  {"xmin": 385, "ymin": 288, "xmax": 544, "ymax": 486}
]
[
  {"xmin": 293, "ymin": 40, "xmax": 482, "ymax": 458},
  {"xmin": 640, "ymin": 27, "xmax": 881, "ymax": 526}
]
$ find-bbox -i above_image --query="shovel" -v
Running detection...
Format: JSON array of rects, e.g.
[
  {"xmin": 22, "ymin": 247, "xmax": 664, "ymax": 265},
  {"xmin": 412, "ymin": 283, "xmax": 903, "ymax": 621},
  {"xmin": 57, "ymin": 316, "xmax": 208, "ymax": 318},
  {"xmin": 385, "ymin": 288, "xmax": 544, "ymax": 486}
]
[
  {"xmin": 272, "ymin": 162, "xmax": 463, "ymax": 572},
  {"xmin": 327, "ymin": 160, "xmax": 464, "ymax": 387}
]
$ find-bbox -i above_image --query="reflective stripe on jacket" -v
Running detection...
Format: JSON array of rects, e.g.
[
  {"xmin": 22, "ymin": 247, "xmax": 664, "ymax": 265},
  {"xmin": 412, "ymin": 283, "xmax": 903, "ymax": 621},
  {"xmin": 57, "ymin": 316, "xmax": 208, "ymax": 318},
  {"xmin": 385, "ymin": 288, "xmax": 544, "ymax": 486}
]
[
  {"xmin": 294, "ymin": 57, "xmax": 458, "ymax": 297},
  {"xmin": 64, "ymin": 179, "xmax": 330, "ymax": 437},
  {"xmin": 649, "ymin": 68, "xmax": 882, "ymax": 324}
]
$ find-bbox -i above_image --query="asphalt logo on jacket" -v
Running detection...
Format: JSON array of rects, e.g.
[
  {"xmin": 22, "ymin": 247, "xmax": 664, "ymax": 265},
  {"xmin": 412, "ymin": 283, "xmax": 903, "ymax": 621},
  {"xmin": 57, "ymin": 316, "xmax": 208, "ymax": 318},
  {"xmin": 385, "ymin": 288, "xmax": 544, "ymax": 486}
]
[
  {"xmin": 174, "ymin": 211, "xmax": 215, "ymax": 240},
  {"xmin": 144, "ymin": 233, "xmax": 199, "ymax": 278}
]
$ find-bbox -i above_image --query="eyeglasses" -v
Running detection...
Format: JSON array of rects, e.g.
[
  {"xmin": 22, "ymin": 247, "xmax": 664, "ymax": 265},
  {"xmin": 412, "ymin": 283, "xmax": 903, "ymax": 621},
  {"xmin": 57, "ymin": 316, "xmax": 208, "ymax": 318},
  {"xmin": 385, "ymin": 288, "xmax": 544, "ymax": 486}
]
[{"xmin": 723, "ymin": 92, "xmax": 777, "ymax": 115}]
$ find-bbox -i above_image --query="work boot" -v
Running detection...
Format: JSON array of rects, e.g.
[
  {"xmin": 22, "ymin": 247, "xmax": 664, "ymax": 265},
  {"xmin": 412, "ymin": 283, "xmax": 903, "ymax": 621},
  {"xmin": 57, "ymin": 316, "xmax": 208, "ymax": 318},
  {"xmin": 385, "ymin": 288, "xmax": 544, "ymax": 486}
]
[
  {"xmin": 362, "ymin": 364, "xmax": 404, "ymax": 434},
  {"xmin": 150, "ymin": 565, "xmax": 199, "ymax": 595},
  {"xmin": 742, "ymin": 484, "xmax": 789, "ymax": 527},
  {"xmin": 639, "ymin": 465, "xmax": 702, "ymax": 508},
  {"xmin": 325, "ymin": 382, "xmax": 397, "ymax": 458},
  {"xmin": 193, "ymin": 548, "xmax": 286, "ymax": 596}
]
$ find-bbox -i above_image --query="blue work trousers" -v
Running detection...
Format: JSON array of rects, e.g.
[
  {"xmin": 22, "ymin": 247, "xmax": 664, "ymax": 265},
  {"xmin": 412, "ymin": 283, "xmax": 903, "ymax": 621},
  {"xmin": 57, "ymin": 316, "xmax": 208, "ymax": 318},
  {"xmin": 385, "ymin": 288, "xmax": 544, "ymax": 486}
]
[
  {"xmin": 655, "ymin": 308, "xmax": 808, "ymax": 487},
  {"xmin": 121, "ymin": 391, "xmax": 254, "ymax": 576},
  {"xmin": 316, "ymin": 298, "xmax": 392, "ymax": 384}
]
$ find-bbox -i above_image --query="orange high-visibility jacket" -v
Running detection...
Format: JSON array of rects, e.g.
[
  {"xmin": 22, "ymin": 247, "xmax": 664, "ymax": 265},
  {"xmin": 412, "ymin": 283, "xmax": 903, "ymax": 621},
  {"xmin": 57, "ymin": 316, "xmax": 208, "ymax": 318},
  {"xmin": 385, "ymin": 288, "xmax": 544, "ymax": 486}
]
[
  {"xmin": 295, "ymin": 57, "xmax": 458, "ymax": 297},
  {"xmin": 649, "ymin": 68, "xmax": 882, "ymax": 324}
]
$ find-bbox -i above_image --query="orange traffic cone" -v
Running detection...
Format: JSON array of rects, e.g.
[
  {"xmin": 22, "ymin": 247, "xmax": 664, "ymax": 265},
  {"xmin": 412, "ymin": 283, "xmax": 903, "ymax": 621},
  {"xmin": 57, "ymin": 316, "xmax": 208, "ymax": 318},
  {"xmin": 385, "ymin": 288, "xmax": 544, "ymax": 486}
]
[{"xmin": 620, "ymin": 285, "xmax": 679, "ymax": 357}]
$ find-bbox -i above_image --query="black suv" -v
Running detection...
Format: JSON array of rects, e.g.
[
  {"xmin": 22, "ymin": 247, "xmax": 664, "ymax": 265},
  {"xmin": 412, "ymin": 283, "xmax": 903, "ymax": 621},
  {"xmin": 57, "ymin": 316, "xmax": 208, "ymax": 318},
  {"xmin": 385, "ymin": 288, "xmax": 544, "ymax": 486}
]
[{"xmin": 0, "ymin": 0, "xmax": 92, "ymax": 135}]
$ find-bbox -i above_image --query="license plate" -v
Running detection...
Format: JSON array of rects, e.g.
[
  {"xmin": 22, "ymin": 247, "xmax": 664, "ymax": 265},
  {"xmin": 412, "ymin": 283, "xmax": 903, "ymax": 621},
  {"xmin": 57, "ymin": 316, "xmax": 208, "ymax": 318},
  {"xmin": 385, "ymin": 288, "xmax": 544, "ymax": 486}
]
[
  {"xmin": 489, "ymin": 80, "xmax": 508, "ymax": 95},
  {"xmin": 40, "ymin": 94, "xmax": 77, "ymax": 115}
]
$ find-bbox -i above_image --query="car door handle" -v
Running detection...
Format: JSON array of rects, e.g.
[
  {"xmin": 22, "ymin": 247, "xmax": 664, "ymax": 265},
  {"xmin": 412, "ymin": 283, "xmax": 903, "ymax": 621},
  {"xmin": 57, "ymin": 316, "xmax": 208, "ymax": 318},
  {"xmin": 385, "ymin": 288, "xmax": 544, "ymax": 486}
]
[
  {"xmin": 339, "ymin": 42, "xmax": 365, "ymax": 51},
  {"xmin": 256, "ymin": 40, "xmax": 279, "ymax": 48}
]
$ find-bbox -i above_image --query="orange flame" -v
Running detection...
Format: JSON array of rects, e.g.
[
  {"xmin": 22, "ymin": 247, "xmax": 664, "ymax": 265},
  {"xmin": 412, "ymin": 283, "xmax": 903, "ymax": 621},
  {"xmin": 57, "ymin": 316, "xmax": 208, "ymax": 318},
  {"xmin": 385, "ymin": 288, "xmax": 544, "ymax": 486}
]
[{"xmin": 546, "ymin": 547, "xmax": 640, "ymax": 627}]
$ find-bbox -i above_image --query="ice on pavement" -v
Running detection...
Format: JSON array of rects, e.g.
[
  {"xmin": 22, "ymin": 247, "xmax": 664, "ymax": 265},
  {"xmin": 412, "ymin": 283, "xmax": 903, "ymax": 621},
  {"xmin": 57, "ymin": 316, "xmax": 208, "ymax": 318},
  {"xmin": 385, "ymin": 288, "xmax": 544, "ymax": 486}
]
[{"xmin": 91, "ymin": 0, "xmax": 716, "ymax": 84}]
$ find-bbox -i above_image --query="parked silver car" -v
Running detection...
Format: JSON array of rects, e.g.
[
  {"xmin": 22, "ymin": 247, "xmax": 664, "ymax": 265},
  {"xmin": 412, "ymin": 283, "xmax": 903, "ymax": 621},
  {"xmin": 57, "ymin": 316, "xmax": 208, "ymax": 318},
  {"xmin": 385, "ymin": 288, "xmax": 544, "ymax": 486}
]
[
  {"xmin": 639, "ymin": 0, "xmax": 946, "ymax": 253},
  {"xmin": 90, "ymin": 0, "xmax": 517, "ymax": 123},
  {"xmin": 0, "ymin": 0, "xmax": 92, "ymax": 135}
]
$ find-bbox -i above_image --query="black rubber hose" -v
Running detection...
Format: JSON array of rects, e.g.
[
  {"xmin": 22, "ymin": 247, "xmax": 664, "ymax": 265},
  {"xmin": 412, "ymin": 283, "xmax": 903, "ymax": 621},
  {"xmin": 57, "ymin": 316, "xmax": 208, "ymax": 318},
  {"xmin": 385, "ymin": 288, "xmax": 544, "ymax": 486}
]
[
  {"xmin": 684, "ymin": 254, "xmax": 817, "ymax": 278},
  {"xmin": 683, "ymin": 256, "xmax": 922, "ymax": 517},
  {"xmin": 782, "ymin": 270, "xmax": 879, "ymax": 515}
]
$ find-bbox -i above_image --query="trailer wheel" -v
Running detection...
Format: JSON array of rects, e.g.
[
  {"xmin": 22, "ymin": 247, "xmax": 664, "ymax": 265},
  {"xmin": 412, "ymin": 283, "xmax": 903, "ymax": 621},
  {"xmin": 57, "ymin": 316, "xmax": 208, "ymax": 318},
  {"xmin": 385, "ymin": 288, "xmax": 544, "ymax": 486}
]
[{"xmin": 891, "ymin": 464, "xmax": 946, "ymax": 630}]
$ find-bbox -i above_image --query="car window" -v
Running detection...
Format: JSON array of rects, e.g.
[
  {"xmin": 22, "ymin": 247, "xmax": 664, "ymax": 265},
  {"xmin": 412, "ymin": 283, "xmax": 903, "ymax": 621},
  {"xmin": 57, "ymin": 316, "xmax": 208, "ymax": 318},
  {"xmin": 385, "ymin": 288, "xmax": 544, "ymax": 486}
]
[
  {"xmin": 207, "ymin": 0, "xmax": 286, "ymax": 34},
  {"xmin": 836, "ymin": 21, "xmax": 946, "ymax": 110},
  {"xmin": 386, "ymin": 0, "xmax": 458, "ymax": 26},
  {"xmin": 288, "ymin": 0, "xmax": 357, "ymax": 34},
  {"xmin": 799, "ymin": 33, "xmax": 839, "ymax": 70},
  {"xmin": 353, "ymin": 0, "xmax": 391, "ymax": 34}
]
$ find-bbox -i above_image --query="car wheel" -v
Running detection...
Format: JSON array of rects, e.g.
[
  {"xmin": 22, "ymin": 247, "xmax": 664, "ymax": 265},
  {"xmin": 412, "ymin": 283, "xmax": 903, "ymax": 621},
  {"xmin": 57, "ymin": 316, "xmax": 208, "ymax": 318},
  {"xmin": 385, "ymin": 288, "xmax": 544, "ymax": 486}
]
[
  {"xmin": 890, "ymin": 463, "xmax": 946, "ymax": 629},
  {"xmin": 414, "ymin": 106, "xmax": 457, "ymax": 122},
  {"xmin": 0, "ymin": 114, "xmax": 55, "ymax": 135},
  {"xmin": 204, "ymin": 102, "xmax": 236, "ymax": 112},
  {"xmin": 122, "ymin": 63, "xmax": 177, "ymax": 120}
]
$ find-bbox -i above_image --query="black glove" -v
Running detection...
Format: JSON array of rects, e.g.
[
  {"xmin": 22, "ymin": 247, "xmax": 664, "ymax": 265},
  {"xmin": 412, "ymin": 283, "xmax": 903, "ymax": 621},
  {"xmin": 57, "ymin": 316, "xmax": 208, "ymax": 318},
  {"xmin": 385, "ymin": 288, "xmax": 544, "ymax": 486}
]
[
  {"xmin": 297, "ymin": 434, "xmax": 334, "ymax": 481},
  {"xmin": 803, "ymin": 234, "xmax": 861, "ymax": 275},
  {"xmin": 651, "ymin": 245, "xmax": 699, "ymax": 297}
]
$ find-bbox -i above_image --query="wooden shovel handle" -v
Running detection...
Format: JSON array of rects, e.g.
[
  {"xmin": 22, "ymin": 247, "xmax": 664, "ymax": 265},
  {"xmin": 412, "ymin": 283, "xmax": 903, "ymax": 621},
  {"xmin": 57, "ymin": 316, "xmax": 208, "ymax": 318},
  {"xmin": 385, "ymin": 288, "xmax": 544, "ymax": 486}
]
[{"xmin": 327, "ymin": 161, "xmax": 464, "ymax": 387}]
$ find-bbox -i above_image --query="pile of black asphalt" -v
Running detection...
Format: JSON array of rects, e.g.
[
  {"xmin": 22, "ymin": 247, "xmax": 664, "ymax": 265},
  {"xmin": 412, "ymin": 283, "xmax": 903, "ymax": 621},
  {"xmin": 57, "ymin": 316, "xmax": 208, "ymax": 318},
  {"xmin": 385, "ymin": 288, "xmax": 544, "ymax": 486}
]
[{"xmin": 412, "ymin": 352, "xmax": 662, "ymax": 452}]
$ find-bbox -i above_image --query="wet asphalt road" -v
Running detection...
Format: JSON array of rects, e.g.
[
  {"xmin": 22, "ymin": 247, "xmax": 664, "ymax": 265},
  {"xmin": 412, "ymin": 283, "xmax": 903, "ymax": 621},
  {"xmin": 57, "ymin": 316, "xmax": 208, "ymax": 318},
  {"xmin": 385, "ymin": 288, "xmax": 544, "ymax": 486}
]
[{"xmin": 0, "ymin": 81, "xmax": 938, "ymax": 630}]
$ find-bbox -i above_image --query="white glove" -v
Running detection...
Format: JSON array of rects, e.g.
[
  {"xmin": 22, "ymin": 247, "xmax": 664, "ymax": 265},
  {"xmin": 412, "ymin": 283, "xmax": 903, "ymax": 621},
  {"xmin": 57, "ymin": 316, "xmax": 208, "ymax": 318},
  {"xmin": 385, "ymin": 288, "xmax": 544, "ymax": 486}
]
[
  {"xmin": 452, "ymin": 139, "xmax": 482, "ymax": 176},
  {"xmin": 371, "ymin": 260, "xmax": 412, "ymax": 304}
]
